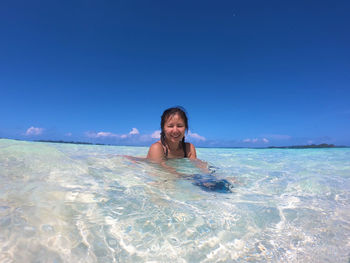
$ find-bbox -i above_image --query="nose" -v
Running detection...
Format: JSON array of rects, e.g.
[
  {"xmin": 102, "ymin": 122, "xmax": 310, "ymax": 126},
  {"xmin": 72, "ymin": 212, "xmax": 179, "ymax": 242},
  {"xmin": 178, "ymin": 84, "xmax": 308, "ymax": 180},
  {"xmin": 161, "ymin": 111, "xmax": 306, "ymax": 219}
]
[{"xmin": 171, "ymin": 125, "xmax": 182, "ymax": 132}]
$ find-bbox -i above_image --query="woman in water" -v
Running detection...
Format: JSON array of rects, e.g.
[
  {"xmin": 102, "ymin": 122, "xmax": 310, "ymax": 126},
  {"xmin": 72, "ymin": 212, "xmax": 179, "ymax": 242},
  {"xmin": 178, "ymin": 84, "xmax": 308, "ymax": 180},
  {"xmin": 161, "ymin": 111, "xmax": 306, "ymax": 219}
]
[
  {"xmin": 147, "ymin": 107, "xmax": 197, "ymax": 162},
  {"xmin": 147, "ymin": 106, "xmax": 235, "ymax": 192}
]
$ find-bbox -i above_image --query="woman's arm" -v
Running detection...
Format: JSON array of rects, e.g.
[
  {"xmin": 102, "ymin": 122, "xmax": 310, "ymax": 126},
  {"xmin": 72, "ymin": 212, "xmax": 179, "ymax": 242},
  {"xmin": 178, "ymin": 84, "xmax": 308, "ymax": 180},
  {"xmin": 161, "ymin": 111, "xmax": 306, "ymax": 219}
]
[
  {"xmin": 147, "ymin": 141, "xmax": 164, "ymax": 163},
  {"xmin": 147, "ymin": 141, "xmax": 210, "ymax": 175},
  {"xmin": 147, "ymin": 142, "xmax": 182, "ymax": 175},
  {"xmin": 186, "ymin": 143, "xmax": 212, "ymax": 173}
]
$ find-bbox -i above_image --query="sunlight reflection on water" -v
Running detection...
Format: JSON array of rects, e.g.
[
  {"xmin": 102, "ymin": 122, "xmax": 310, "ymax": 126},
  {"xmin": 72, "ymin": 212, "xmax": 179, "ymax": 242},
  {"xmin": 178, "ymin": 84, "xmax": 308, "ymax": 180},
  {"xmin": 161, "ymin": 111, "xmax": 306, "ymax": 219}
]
[{"xmin": 0, "ymin": 139, "xmax": 350, "ymax": 262}]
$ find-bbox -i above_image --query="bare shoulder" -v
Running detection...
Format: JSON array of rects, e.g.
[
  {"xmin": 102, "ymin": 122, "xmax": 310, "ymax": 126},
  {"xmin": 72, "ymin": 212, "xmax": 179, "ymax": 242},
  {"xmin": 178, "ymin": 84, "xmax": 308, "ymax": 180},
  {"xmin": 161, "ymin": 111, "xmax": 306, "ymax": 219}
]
[
  {"xmin": 147, "ymin": 141, "xmax": 165, "ymax": 162},
  {"xmin": 148, "ymin": 141, "xmax": 164, "ymax": 153},
  {"xmin": 185, "ymin": 142, "xmax": 197, "ymax": 159}
]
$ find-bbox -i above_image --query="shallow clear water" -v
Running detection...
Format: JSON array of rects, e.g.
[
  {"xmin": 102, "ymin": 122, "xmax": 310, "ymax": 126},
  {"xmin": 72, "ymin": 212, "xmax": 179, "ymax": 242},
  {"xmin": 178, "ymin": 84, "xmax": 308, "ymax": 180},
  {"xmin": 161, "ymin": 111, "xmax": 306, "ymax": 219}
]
[{"xmin": 0, "ymin": 139, "xmax": 350, "ymax": 262}]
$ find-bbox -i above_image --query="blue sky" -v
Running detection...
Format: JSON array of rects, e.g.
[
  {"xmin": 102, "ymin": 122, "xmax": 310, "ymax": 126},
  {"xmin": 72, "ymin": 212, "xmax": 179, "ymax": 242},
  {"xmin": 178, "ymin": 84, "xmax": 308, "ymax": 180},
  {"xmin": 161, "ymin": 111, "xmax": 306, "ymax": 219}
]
[{"xmin": 1, "ymin": 0, "xmax": 349, "ymax": 147}]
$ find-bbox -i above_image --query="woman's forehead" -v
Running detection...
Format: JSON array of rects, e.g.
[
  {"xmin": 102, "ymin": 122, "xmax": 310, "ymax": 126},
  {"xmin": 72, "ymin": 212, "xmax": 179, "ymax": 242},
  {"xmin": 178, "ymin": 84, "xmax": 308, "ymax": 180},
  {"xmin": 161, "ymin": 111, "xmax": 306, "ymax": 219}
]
[{"xmin": 165, "ymin": 113, "xmax": 184, "ymax": 123}]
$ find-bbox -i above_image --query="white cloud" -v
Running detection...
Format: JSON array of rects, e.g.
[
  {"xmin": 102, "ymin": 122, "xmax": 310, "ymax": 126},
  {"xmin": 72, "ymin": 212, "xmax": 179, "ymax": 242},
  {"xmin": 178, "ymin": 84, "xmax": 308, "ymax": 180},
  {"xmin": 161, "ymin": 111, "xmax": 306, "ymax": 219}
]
[
  {"xmin": 25, "ymin": 126, "xmax": 44, "ymax": 136},
  {"xmin": 151, "ymin": 130, "xmax": 161, "ymax": 139},
  {"xmin": 65, "ymin": 132, "xmax": 72, "ymax": 136},
  {"xmin": 85, "ymin": 128, "xmax": 140, "ymax": 140},
  {"xmin": 120, "ymin": 128, "xmax": 140, "ymax": 139},
  {"xmin": 85, "ymin": 131, "xmax": 119, "ymax": 138},
  {"xmin": 187, "ymin": 130, "xmax": 206, "ymax": 141},
  {"xmin": 96, "ymin": 132, "xmax": 119, "ymax": 138},
  {"xmin": 84, "ymin": 128, "xmax": 207, "ymax": 145},
  {"xmin": 243, "ymin": 138, "xmax": 269, "ymax": 143},
  {"xmin": 149, "ymin": 130, "xmax": 206, "ymax": 141},
  {"xmin": 264, "ymin": 134, "xmax": 291, "ymax": 140},
  {"xmin": 129, "ymin": 128, "xmax": 139, "ymax": 135}
]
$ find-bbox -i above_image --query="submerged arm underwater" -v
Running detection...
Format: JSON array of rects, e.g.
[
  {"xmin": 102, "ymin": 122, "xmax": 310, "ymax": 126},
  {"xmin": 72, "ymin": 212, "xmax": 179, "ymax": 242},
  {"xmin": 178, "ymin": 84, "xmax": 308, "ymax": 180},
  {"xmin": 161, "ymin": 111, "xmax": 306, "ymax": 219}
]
[
  {"xmin": 123, "ymin": 155, "xmax": 236, "ymax": 193},
  {"xmin": 146, "ymin": 157, "xmax": 236, "ymax": 193}
]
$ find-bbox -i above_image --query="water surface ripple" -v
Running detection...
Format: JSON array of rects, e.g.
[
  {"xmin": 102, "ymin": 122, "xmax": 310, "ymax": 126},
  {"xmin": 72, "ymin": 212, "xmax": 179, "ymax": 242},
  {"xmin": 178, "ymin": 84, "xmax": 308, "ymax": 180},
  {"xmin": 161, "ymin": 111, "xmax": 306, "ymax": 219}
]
[{"xmin": 0, "ymin": 139, "xmax": 349, "ymax": 262}]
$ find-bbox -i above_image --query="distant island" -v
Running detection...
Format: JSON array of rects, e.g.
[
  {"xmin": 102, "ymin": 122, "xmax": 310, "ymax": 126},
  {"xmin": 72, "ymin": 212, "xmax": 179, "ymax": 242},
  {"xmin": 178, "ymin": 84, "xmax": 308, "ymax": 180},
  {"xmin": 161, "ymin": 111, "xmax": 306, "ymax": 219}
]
[
  {"xmin": 268, "ymin": 144, "xmax": 346, "ymax": 149},
  {"xmin": 35, "ymin": 140, "xmax": 106, "ymax": 145}
]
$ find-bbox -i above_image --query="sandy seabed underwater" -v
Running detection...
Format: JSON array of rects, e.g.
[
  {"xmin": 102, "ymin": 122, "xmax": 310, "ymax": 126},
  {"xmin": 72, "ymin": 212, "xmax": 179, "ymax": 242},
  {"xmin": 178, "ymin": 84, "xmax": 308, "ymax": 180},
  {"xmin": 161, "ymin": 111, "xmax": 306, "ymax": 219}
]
[{"xmin": 0, "ymin": 139, "xmax": 350, "ymax": 263}]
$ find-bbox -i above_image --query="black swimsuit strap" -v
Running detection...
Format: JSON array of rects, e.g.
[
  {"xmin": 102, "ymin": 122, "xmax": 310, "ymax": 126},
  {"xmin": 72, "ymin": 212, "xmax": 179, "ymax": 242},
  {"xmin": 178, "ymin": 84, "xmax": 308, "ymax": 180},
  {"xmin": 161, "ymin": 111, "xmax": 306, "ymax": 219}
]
[{"xmin": 182, "ymin": 141, "xmax": 187, "ymax": 158}]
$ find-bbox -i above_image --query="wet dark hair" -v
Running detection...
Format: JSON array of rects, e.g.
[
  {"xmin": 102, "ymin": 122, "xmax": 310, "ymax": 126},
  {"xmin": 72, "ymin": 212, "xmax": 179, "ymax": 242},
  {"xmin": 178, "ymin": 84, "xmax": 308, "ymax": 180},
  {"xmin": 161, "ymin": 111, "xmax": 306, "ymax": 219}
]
[{"xmin": 160, "ymin": 106, "xmax": 189, "ymax": 157}]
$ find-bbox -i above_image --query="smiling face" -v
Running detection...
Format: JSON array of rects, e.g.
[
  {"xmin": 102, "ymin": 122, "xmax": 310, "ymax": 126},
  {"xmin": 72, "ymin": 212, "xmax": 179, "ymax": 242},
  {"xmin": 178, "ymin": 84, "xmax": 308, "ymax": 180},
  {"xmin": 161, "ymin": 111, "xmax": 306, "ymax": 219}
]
[{"xmin": 163, "ymin": 113, "xmax": 186, "ymax": 144}]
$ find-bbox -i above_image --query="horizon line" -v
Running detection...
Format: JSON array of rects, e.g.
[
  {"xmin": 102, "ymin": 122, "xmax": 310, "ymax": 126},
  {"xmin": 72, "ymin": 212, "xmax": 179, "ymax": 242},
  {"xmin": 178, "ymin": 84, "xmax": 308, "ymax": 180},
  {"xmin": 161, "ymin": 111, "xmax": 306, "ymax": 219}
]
[{"xmin": 1, "ymin": 138, "xmax": 348, "ymax": 149}]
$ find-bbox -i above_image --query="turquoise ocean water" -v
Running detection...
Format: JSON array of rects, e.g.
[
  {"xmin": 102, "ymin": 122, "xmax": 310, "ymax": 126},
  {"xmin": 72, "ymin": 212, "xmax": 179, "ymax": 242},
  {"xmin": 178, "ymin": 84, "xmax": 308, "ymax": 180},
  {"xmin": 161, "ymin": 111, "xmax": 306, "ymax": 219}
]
[{"xmin": 0, "ymin": 139, "xmax": 349, "ymax": 262}]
